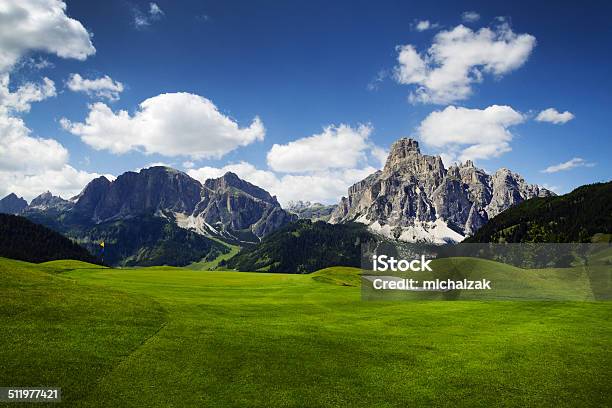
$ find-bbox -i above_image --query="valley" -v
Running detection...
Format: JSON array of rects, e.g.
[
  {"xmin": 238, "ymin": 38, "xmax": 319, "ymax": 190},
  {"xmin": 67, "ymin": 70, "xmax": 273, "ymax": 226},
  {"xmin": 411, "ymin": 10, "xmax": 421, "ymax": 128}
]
[{"xmin": 1, "ymin": 257, "xmax": 610, "ymax": 407}]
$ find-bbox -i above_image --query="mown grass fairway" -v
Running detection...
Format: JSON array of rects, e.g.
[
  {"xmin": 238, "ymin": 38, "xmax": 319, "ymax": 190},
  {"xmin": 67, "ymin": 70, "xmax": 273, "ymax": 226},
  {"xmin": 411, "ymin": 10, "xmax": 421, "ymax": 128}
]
[{"xmin": 1, "ymin": 258, "xmax": 611, "ymax": 407}]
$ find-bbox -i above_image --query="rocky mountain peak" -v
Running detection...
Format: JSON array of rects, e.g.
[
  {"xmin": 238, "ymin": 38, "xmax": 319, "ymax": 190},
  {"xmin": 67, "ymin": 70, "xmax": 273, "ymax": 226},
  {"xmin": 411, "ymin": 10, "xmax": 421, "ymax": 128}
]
[
  {"xmin": 286, "ymin": 200, "xmax": 337, "ymax": 222},
  {"xmin": 27, "ymin": 191, "xmax": 72, "ymax": 211},
  {"xmin": 390, "ymin": 137, "xmax": 421, "ymax": 155},
  {"xmin": 70, "ymin": 166, "xmax": 203, "ymax": 223},
  {"xmin": 139, "ymin": 166, "xmax": 194, "ymax": 182},
  {"xmin": 205, "ymin": 172, "xmax": 245, "ymax": 190},
  {"xmin": 383, "ymin": 138, "xmax": 445, "ymax": 183},
  {"xmin": 25, "ymin": 166, "xmax": 296, "ymax": 245},
  {"xmin": 0, "ymin": 193, "xmax": 28, "ymax": 214},
  {"xmin": 191, "ymin": 171, "xmax": 295, "ymax": 240},
  {"xmin": 204, "ymin": 172, "xmax": 276, "ymax": 204},
  {"xmin": 72, "ymin": 176, "xmax": 112, "ymax": 215},
  {"xmin": 330, "ymin": 137, "xmax": 555, "ymax": 243},
  {"xmin": 383, "ymin": 138, "xmax": 420, "ymax": 169}
]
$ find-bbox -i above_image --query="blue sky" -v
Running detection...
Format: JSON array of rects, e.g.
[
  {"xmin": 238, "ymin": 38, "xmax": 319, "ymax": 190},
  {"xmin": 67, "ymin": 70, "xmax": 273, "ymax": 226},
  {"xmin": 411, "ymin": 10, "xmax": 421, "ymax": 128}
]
[{"xmin": 1, "ymin": 0, "xmax": 610, "ymax": 204}]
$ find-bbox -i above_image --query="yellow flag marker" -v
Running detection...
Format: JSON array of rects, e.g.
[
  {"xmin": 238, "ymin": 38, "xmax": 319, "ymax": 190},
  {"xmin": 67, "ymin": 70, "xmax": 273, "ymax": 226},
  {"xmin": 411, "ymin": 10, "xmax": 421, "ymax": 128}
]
[{"xmin": 100, "ymin": 241, "xmax": 105, "ymax": 248}]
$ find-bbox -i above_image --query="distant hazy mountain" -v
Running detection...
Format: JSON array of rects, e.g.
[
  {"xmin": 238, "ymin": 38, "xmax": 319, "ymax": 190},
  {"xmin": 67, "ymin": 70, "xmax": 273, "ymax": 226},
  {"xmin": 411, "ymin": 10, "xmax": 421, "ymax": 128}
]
[
  {"xmin": 465, "ymin": 181, "xmax": 612, "ymax": 243},
  {"xmin": 225, "ymin": 220, "xmax": 375, "ymax": 273},
  {"xmin": 0, "ymin": 193, "xmax": 27, "ymax": 214},
  {"xmin": 26, "ymin": 191, "xmax": 73, "ymax": 212},
  {"xmin": 330, "ymin": 138, "xmax": 553, "ymax": 243},
  {"xmin": 10, "ymin": 166, "xmax": 296, "ymax": 266},
  {"xmin": 0, "ymin": 214, "xmax": 98, "ymax": 264},
  {"xmin": 286, "ymin": 200, "xmax": 337, "ymax": 222}
]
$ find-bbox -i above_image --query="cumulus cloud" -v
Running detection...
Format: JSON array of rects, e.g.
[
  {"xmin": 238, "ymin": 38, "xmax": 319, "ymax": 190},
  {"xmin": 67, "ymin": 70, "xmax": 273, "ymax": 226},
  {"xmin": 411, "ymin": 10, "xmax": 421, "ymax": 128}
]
[
  {"xmin": 267, "ymin": 124, "xmax": 372, "ymax": 173},
  {"xmin": 461, "ymin": 11, "xmax": 480, "ymax": 23},
  {"xmin": 414, "ymin": 20, "xmax": 439, "ymax": 32},
  {"xmin": 66, "ymin": 73, "xmax": 124, "ymax": 101},
  {"xmin": 417, "ymin": 105, "xmax": 525, "ymax": 162},
  {"xmin": 535, "ymin": 108, "xmax": 575, "ymax": 124},
  {"xmin": 0, "ymin": 113, "xmax": 67, "ymax": 173},
  {"xmin": 0, "ymin": 164, "xmax": 112, "ymax": 201},
  {"xmin": 370, "ymin": 146, "xmax": 389, "ymax": 168},
  {"xmin": 542, "ymin": 158, "xmax": 595, "ymax": 174},
  {"xmin": 0, "ymin": 0, "xmax": 95, "ymax": 73},
  {"xmin": 0, "ymin": 74, "xmax": 56, "ymax": 113},
  {"xmin": 394, "ymin": 22, "xmax": 536, "ymax": 104},
  {"xmin": 188, "ymin": 161, "xmax": 378, "ymax": 206},
  {"xmin": 0, "ymin": 106, "xmax": 107, "ymax": 200},
  {"xmin": 0, "ymin": 0, "xmax": 104, "ymax": 200},
  {"xmin": 61, "ymin": 92, "xmax": 265, "ymax": 158},
  {"xmin": 187, "ymin": 123, "xmax": 386, "ymax": 205},
  {"xmin": 134, "ymin": 2, "xmax": 165, "ymax": 28}
]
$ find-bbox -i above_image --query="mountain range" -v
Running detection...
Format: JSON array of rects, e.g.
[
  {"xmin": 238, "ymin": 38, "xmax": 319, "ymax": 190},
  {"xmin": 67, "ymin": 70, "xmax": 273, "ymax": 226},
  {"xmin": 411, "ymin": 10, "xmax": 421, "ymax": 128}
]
[
  {"xmin": 466, "ymin": 181, "xmax": 612, "ymax": 243},
  {"xmin": 0, "ymin": 193, "xmax": 28, "ymax": 214},
  {"xmin": 1, "ymin": 167, "xmax": 296, "ymax": 266},
  {"xmin": 0, "ymin": 137, "xmax": 569, "ymax": 266},
  {"xmin": 329, "ymin": 138, "xmax": 554, "ymax": 243},
  {"xmin": 286, "ymin": 201, "xmax": 337, "ymax": 222}
]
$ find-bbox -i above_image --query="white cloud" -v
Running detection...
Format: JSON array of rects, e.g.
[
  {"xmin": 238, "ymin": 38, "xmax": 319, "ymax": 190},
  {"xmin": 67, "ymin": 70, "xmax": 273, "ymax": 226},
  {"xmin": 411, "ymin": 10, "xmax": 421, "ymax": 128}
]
[
  {"xmin": 417, "ymin": 105, "xmax": 525, "ymax": 162},
  {"xmin": 267, "ymin": 124, "xmax": 372, "ymax": 173},
  {"xmin": 134, "ymin": 2, "xmax": 165, "ymax": 28},
  {"xmin": 0, "ymin": 74, "xmax": 56, "ymax": 113},
  {"xmin": 542, "ymin": 183, "xmax": 560, "ymax": 194},
  {"xmin": 187, "ymin": 123, "xmax": 385, "ymax": 205},
  {"xmin": 182, "ymin": 161, "xmax": 195, "ymax": 169},
  {"xmin": 394, "ymin": 22, "xmax": 536, "ymax": 104},
  {"xmin": 0, "ymin": 164, "xmax": 112, "ymax": 201},
  {"xmin": 189, "ymin": 162, "xmax": 279, "ymax": 194},
  {"xmin": 542, "ymin": 158, "xmax": 595, "ymax": 174},
  {"xmin": 535, "ymin": 108, "xmax": 575, "ymax": 124},
  {"xmin": 414, "ymin": 20, "xmax": 439, "ymax": 32},
  {"xmin": 0, "ymin": 107, "xmax": 106, "ymax": 201},
  {"xmin": 0, "ymin": 0, "xmax": 95, "ymax": 73},
  {"xmin": 237, "ymin": 124, "xmax": 386, "ymax": 203},
  {"xmin": 366, "ymin": 69, "xmax": 387, "ymax": 91},
  {"xmin": 461, "ymin": 11, "xmax": 480, "ymax": 23},
  {"xmin": 370, "ymin": 146, "xmax": 389, "ymax": 168},
  {"xmin": 0, "ymin": 0, "xmax": 104, "ymax": 201},
  {"xmin": 61, "ymin": 92, "xmax": 265, "ymax": 159},
  {"xmin": 66, "ymin": 73, "xmax": 124, "ymax": 101},
  {"xmin": 149, "ymin": 3, "xmax": 164, "ymax": 16},
  {"xmin": 188, "ymin": 161, "xmax": 378, "ymax": 206},
  {"xmin": 20, "ymin": 57, "xmax": 54, "ymax": 71},
  {"xmin": 0, "ymin": 92, "xmax": 105, "ymax": 201},
  {"xmin": 0, "ymin": 112, "xmax": 67, "ymax": 173}
]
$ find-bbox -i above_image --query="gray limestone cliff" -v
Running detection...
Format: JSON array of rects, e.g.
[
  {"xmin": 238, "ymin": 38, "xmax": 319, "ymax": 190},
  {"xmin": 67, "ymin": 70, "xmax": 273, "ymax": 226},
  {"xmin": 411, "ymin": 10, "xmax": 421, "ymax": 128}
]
[{"xmin": 329, "ymin": 138, "xmax": 553, "ymax": 243}]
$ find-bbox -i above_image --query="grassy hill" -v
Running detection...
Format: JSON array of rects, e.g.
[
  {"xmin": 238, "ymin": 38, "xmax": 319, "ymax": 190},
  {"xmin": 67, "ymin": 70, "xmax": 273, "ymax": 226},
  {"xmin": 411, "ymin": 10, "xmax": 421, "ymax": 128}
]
[
  {"xmin": 362, "ymin": 256, "xmax": 610, "ymax": 301},
  {"xmin": 225, "ymin": 220, "xmax": 375, "ymax": 273},
  {"xmin": 0, "ymin": 257, "xmax": 165, "ymax": 404},
  {"xmin": 0, "ymin": 214, "xmax": 99, "ymax": 264},
  {"xmin": 466, "ymin": 181, "xmax": 612, "ymax": 243},
  {"xmin": 1, "ymin": 256, "xmax": 610, "ymax": 406}
]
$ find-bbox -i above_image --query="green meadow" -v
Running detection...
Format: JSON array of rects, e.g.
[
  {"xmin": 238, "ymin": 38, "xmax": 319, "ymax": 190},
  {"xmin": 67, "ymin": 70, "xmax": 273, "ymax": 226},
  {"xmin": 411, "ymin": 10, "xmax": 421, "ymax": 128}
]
[{"xmin": 1, "ymin": 257, "xmax": 610, "ymax": 407}]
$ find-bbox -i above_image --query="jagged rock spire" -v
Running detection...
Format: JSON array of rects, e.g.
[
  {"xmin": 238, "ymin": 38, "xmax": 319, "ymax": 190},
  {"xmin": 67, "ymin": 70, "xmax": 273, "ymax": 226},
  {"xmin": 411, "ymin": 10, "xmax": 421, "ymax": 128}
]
[{"xmin": 330, "ymin": 137, "xmax": 554, "ymax": 243}]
